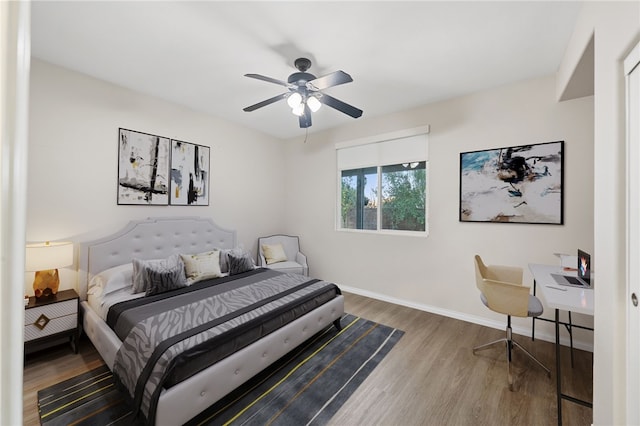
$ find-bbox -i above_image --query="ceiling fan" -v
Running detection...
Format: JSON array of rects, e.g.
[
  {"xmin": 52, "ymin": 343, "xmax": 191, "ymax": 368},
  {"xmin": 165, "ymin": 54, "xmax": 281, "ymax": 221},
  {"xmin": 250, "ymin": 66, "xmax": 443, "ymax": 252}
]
[{"xmin": 243, "ymin": 57, "xmax": 363, "ymax": 129}]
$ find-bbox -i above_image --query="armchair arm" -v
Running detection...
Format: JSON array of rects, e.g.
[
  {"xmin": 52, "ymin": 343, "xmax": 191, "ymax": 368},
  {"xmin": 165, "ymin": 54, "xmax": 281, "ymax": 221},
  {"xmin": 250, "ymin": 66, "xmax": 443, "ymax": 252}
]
[
  {"xmin": 295, "ymin": 251, "xmax": 307, "ymax": 267},
  {"xmin": 295, "ymin": 252, "xmax": 309, "ymax": 276},
  {"xmin": 479, "ymin": 278, "xmax": 531, "ymax": 317}
]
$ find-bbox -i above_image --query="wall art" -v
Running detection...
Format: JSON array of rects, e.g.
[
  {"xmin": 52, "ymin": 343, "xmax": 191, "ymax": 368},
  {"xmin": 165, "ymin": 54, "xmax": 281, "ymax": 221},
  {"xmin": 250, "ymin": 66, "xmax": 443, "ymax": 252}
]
[
  {"xmin": 117, "ymin": 128, "xmax": 170, "ymax": 205},
  {"xmin": 459, "ymin": 140, "xmax": 564, "ymax": 224},
  {"xmin": 170, "ymin": 140, "xmax": 210, "ymax": 206}
]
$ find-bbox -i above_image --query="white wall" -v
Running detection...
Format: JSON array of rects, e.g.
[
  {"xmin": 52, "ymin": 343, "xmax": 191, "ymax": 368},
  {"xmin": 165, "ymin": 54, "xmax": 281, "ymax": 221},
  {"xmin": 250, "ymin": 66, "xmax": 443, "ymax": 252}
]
[
  {"xmin": 557, "ymin": 2, "xmax": 639, "ymax": 424},
  {"xmin": 284, "ymin": 74, "xmax": 595, "ymax": 349},
  {"xmin": 27, "ymin": 59, "xmax": 288, "ymax": 294}
]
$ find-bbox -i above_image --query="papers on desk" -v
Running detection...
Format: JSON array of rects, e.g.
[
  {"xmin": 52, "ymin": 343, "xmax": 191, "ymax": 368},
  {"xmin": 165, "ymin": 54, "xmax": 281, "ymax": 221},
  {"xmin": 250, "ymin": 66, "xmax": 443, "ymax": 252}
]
[
  {"xmin": 545, "ymin": 285, "xmax": 567, "ymax": 291},
  {"xmin": 554, "ymin": 253, "xmax": 578, "ymax": 271}
]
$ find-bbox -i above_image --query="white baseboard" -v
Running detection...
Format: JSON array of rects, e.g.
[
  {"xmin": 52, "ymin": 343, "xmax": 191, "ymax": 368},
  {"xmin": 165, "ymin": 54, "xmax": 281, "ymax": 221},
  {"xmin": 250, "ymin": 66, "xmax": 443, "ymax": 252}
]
[{"xmin": 339, "ymin": 285, "xmax": 594, "ymax": 353}]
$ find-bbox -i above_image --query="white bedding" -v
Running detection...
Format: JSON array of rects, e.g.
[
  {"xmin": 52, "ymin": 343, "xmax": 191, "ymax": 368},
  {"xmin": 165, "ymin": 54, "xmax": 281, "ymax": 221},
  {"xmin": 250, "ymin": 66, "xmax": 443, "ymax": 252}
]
[
  {"xmin": 87, "ymin": 287, "xmax": 144, "ymax": 321},
  {"xmin": 86, "ymin": 258, "xmax": 233, "ymax": 321}
]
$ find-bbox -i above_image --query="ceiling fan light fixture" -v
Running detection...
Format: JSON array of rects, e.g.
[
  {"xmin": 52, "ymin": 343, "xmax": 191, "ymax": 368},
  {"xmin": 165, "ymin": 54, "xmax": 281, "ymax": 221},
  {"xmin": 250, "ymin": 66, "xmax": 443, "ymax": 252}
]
[
  {"xmin": 287, "ymin": 92, "xmax": 302, "ymax": 109},
  {"xmin": 307, "ymin": 96, "xmax": 321, "ymax": 112},
  {"xmin": 243, "ymin": 57, "xmax": 363, "ymax": 129},
  {"xmin": 291, "ymin": 103, "xmax": 305, "ymax": 116}
]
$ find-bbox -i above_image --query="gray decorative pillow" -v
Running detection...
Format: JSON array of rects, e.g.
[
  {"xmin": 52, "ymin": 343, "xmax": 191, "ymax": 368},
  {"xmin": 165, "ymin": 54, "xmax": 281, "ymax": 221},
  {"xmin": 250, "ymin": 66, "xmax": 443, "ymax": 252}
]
[
  {"xmin": 132, "ymin": 254, "xmax": 187, "ymax": 295},
  {"xmin": 228, "ymin": 252, "xmax": 255, "ymax": 275},
  {"xmin": 220, "ymin": 248, "xmax": 243, "ymax": 273},
  {"xmin": 132, "ymin": 258, "xmax": 151, "ymax": 293}
]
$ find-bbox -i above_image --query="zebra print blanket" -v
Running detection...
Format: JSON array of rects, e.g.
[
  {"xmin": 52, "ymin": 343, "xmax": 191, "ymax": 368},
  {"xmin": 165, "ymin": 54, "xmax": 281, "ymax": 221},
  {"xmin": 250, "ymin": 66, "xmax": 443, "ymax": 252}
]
[{"xmin": 110, "ymin": 268, "xmax": 340, "ymax": 425}]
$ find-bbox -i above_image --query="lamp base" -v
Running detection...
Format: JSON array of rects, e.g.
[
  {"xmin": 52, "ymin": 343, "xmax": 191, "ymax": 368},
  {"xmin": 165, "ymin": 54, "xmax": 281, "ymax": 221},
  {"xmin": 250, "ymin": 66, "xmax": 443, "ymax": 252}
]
[{"xmin": 33, "ymin": 269, "xmax": 60, "ymax": 299}]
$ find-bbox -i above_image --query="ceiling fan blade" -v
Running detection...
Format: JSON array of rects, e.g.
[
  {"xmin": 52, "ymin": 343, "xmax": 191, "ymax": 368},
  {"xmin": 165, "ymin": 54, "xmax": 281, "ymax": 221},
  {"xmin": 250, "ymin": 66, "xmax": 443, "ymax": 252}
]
[
  {"xmin": 244, "ymin": 73, "xmax": 291, "ymax": 87},
  {"xmin": 318, "ymin": 94, "xmax": 363, "ymax": 118},
  {"xmin": 299, "ymin": 105, "xmax": 312, "ymax": 128},
  {"xmin": 243, "ymin": 93, "xmax": 289, "ymax": 112},
  {"xmin": 307, "ymin": 70, "xmax": 353, "ymax": 91}
]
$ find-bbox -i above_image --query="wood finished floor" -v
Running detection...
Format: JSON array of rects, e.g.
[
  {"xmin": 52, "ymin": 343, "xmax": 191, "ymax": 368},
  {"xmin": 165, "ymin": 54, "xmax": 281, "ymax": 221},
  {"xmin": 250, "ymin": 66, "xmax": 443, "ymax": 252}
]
[{"xmin": 23, "ymin": 292, "xmax": 592, "ymax": 426}]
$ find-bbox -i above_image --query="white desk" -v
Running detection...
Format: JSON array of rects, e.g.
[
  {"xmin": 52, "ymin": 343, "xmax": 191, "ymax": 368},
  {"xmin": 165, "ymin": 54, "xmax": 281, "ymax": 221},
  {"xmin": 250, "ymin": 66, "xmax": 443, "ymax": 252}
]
[{"xmin": 529, "ymin": 264, "xmax": 594, "ymax": 426}]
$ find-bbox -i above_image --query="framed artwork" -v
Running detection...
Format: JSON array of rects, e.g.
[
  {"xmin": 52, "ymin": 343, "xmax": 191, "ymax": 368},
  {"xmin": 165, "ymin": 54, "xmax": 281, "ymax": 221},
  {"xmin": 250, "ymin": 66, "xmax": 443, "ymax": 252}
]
[
  {"xmin": 459, "ymin": 140, "xmax": 564, "ymax": 224},
  {"xmin": 117, "ymin": 128, "xmax": 170, "ymax": 205},
  {"xmin": 170, "ymin": 140, "xmax": 210, "ymax": 206}
]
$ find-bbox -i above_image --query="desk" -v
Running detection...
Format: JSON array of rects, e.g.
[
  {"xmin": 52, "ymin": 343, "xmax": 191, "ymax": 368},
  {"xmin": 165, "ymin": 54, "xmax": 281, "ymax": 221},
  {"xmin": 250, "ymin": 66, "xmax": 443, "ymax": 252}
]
[{"xmin": 529, "ymin": 264, "xmax": 594, "ymax": 426}]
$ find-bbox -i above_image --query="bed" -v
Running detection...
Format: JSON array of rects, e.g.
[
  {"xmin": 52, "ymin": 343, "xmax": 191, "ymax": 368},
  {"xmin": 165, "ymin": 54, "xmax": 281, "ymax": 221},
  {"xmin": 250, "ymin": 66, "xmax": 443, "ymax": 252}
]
[{"xmin": 78, "ymin": 216, "xmax": 344, "ymax": 426}]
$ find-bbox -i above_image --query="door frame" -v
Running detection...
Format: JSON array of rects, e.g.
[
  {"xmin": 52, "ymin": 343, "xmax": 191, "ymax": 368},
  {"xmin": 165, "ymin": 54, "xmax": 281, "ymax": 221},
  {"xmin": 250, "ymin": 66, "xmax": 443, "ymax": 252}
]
[{"xmin": 625, "ymin": 38, "xmax": 640, "ymax": 426}]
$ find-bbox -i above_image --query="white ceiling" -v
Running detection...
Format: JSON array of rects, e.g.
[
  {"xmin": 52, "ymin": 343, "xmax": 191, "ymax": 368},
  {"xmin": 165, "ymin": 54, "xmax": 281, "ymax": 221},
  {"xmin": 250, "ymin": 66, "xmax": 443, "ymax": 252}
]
[{"xmin": 30, "ymin": 1, "xmax": 582, "ymax": 140}]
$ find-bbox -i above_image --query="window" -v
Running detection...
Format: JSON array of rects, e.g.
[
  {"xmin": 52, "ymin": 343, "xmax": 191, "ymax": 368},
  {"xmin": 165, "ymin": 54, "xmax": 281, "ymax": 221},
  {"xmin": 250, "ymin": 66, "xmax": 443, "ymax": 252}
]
[
  {"xmin": 336, "ymin": 129, "xmax": 429, "ymax": 235},
  {"xmin": 341, "ymin": 167, "xmax": 377, "ymax": 230},
  {"xmin": 381, "ymin": 162, "xmax": 426, "ymax": 231}
]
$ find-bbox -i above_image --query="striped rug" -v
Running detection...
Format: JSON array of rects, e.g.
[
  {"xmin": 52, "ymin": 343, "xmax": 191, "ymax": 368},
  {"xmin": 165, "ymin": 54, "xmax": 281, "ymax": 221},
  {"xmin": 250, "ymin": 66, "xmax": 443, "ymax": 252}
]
[{"xmin": 37, "ymin": 314, "xmax": 403, "ymax": 426}]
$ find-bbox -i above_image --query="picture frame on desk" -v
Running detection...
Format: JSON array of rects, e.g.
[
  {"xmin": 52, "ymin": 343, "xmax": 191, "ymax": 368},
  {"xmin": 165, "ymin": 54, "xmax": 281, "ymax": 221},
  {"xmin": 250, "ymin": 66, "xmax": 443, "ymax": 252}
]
[{"xmin": 459, "ymin": 140, "xmax": 564, "ymax": 225}]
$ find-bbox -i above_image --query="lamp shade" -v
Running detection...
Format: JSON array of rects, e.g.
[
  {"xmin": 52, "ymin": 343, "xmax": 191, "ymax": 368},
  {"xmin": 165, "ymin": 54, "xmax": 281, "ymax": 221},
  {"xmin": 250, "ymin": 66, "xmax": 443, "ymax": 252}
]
[
  {"xmin": 25, "ymin": 241, "xmax": 73, "ymax": 272},
  {"xmin": 287, "ymin": 92, "xmax": 302, "ymax": 109},
  {"xmin": 307, "ymin": 96, "xmax": 321, "ymax": 112},
  {"xmin": 291, "ymin": 103, "xmax": 305, "ymax": 116}
]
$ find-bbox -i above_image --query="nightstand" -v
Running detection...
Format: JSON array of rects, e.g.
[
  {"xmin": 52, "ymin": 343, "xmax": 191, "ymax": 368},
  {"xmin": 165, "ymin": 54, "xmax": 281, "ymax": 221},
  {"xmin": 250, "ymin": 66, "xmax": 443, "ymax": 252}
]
[{"xmin": 24, "ymin": 289, "xmax": 79, "ymax": 355}]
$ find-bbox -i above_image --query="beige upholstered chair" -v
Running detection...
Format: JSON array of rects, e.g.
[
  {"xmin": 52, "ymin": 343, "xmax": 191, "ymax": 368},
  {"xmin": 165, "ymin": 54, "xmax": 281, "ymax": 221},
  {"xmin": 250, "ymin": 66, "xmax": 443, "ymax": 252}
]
[
  {"xmin": 473, "ymin": 255, "xmax": 550, "ymax": 389},
  {"xmin": 258, "ymin": 235, "xmax": 308, "ymax": 276}
]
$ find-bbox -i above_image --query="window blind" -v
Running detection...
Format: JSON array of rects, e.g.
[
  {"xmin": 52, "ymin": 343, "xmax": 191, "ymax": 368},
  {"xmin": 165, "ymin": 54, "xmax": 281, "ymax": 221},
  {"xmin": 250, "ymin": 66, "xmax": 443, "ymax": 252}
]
[{"xmin": 336, "ymin": 133, "xmax": 428, "ymax": 170}]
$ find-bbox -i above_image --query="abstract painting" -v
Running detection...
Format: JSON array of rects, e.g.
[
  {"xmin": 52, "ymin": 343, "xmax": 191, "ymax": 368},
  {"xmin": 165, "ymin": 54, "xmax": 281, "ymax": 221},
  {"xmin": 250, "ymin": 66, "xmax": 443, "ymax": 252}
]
[
  {"xmin": 170, "ymin": 140, "xmax": 210, "ymax": 206},
  {"xmin": 459, "ymin": 141, "xmax": 564, "ymax": 224},
  {"xmin": 117, "ymin": 128, "xmax": 169, "ymax": 205}
]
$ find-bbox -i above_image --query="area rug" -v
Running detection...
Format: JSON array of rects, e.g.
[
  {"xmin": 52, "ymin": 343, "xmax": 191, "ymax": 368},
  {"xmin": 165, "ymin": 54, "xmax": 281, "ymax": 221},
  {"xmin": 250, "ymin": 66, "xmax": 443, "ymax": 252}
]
[{"xmin": 37, "ymin": 314, "xmax": 404, "ymax": 426}]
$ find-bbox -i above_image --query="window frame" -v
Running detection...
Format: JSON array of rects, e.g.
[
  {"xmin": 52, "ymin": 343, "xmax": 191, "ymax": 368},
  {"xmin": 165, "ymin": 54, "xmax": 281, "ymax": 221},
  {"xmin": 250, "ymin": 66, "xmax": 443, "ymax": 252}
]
[{"xmin": 335, "ymin": 126, "xmax": 430, "ymax": 237}]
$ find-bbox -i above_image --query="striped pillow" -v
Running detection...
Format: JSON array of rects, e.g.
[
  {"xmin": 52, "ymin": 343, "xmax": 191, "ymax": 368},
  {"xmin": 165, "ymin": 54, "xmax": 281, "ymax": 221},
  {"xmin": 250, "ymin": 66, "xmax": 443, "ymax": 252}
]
[
  {"xmin": 132, "ymin": 254, "xmax": 187, "ymax": 296},
  {"xmin": 228, "ymin": 252, "xmax": 255, "ymax": 275}
]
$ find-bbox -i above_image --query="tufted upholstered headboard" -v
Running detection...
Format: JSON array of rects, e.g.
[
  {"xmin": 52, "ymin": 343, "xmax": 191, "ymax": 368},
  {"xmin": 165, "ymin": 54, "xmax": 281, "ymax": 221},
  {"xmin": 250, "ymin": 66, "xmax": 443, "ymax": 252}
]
[{"xmin": 77, "ymin": 216, "xmax": 237, "ymax": 300}]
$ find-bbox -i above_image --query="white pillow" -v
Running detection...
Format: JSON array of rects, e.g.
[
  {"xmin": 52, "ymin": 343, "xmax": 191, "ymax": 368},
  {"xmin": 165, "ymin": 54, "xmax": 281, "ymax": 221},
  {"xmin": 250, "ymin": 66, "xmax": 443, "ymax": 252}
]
[
  {"xmin": 180, "ymin": 250, "xmax": 223, "ymax": 285},
  {"xmin": 88, "ymin": 263, "xmax": 133, "ymax": 297},
  {"xmin": 262, "ymin": 243, "xmax": 288, "ymax": 265}
]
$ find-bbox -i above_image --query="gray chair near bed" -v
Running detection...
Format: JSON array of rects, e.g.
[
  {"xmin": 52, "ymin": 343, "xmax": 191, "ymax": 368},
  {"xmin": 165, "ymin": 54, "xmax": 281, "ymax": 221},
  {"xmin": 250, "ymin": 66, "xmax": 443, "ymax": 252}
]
[{"xmin": 257, "ymin": 235, "xmax": 308, "ymax": 276}]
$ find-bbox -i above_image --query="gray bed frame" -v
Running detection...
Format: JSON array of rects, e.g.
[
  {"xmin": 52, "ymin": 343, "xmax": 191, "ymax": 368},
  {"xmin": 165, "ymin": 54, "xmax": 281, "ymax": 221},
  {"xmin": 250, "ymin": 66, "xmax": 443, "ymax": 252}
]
[{"xmin": 78, "ymin": 216, "xmax": 344, "ymax": 426}]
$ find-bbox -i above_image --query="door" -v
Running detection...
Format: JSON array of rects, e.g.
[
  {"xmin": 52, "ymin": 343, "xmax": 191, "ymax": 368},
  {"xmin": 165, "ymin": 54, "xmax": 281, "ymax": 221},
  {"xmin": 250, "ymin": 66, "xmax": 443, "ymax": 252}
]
[
  {"xmin": 625, "ymin": 39, "xmax": 640, "ymax": 426},
  {"xmin": 0, "ymin": 2, "xmax": 31, "ymax": 424}
]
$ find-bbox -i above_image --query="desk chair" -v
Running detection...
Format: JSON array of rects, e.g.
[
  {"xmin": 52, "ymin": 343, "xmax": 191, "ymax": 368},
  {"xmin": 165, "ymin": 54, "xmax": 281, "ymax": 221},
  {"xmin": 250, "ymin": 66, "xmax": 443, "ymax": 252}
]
[{"xmin": 473, "ymin": 255, "xmax": 550, "ymax": 390}]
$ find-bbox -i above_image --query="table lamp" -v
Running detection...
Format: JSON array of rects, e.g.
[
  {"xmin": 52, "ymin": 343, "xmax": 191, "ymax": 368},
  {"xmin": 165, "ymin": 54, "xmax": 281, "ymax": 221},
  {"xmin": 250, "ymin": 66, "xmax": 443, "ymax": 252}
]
[{"xmin": 25, "ymin": 241, "xmax": 73, "ymax": 298}]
